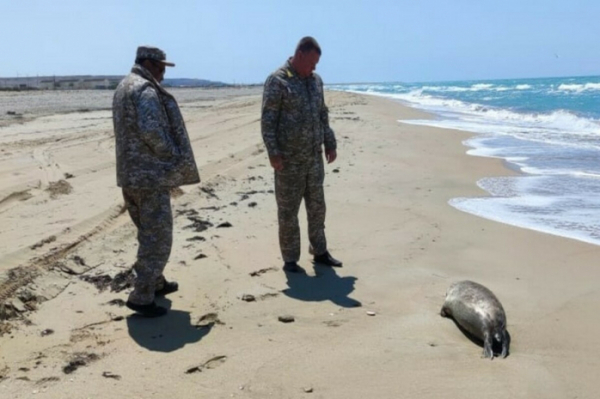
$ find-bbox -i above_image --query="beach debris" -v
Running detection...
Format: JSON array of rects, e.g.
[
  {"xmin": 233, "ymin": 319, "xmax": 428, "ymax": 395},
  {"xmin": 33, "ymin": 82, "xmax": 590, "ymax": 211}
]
[
  {"xmin": 185, "ymin": 366, "xmax": 201, "ymax": 374},
  {"xmin": 72, "ymin": 256, "xmax": 86, "ymax": 266},
  {"xmin": 184, "ymin": 216, "xmax": 213, "ymax": 232},
  {"xmin": 303, "ymin": 387, "xmax": 314, "ymax": 393},
  {"xmin": 185, "ymin": 355, "xmax": 228, "ymax": 374},
  {"xmin": 110, "ymin": 269, "xmax": 135, "ymax": 292},
  {"xmin": 217, "ymin": 222, "xmax": 233, "ymax": 228},
  {"xmin": 4, "ymin": 290, "xmax": 40, "ymax": 315},
  {"xmin": 62, "ymin": 352, "xmax": 99, "ymax": 374},
  {"xmin": 278, "ymin": 315, "xmax": 295, "ymax": 323},
  {"xmin": 200, "ymin": 205, "xmax": 222, "ymax": 211},
  {"xmin": 366, "ymin": 311, "xmax": 376, "ymax": 316},
  {"xmin": 36, "ymin": 376, "xmax": 60, "ymax": 385},
  {"xmin": 102, "ymin": 371, "xmax": 121, "ymax": 380},
  {"xmin": 249, "ymin": 267, "xmax": 278, "ymax": 277},
  {"xmin": 80, "ymin": 269, "xmax": 134, "ymax": 293},
  {"xmin": 240, "ymin": 294, "xmax": 256, "ymax": 302},
  {"xmin": 177, "ymin": 208, "xmax": 198, "ymax": 217},
  {"xmin": 46, "ymin": 180, "xmax": 72, "ymax": 198},
  {"xmin": 186, "ymin": 235, "xmax": 206, "ymax": 242},
  {"xmin": 80, "ymin": 274, "xmax": 112, "ymax": 291},
  {"xmin": 40, "ymin": 328, "xmax": 54, "ymax": 337},
  {"xmin": 200, "ymin": 186, "xmax": 220, "ymax": 199}
]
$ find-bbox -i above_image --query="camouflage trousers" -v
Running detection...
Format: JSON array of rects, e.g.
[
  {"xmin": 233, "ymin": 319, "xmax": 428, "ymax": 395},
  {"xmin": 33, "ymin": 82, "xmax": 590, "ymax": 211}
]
[
  {"xmin": 275, "ymin": 154, "xmax": 327, "ymax": 263},
  {"xmin": 122, "ymin": 188, "xmax": 173, "ymax": 305}
]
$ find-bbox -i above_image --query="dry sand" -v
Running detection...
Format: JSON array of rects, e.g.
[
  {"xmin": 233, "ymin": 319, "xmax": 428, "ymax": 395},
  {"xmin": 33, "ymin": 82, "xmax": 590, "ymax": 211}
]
[{"xmin": 0, "ymin": 88, "xmax": 599, "ymax": 398}]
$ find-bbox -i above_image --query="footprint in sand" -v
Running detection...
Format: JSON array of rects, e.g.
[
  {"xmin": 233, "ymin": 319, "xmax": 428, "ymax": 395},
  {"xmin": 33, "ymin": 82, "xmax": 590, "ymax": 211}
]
[
  {"xmin": 323, "ymin": 319, "xmax": 348, "ymax": 328},
  {"xmin": 196, "ymin": 312, "xmax": 224, "ymax": 327}
]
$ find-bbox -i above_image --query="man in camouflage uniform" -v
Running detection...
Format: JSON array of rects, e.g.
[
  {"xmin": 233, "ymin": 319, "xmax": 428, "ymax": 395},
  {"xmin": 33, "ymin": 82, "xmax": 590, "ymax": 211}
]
[
  {"xmin": 261, "ymin": 37, "xmax": 342, "ymax": 273},
  {"xmin": 113, "ymin": 46, "xmax": 200, "ymax": 317}
]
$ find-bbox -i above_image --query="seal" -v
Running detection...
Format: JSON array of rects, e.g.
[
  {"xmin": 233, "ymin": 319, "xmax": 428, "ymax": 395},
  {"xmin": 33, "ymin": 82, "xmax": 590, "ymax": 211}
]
[{"xmin": 440, "ymin": 280, "xmax": 510, "ymax": 359}]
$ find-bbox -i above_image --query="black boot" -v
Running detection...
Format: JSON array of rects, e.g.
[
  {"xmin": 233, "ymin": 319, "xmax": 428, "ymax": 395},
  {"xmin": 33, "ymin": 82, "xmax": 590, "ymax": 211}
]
[
  {"xmin": 155, "ymin": 280, "xmax": 179, "ymax": 296},
  {"xmin": 313, "ymin": 251, "xmax": 343, "ymax": 267},
  {"xmin": 126, "ymin": 301, "xmax": 168, "ymax": 317},
  {"xmin": 283, "ymin": 262, "xmax": 306, "ymax": 273}
]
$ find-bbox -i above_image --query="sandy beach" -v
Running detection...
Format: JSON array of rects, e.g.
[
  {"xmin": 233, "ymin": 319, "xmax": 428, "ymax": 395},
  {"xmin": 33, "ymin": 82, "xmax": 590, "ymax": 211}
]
[{"xmin": 1, "ymin": 88, "xmax": 599, "ymax": 399}]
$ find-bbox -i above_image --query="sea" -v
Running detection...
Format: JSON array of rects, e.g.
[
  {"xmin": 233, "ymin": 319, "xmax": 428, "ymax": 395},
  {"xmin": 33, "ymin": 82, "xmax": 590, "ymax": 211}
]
[{"xmin": 330, "ymin": 76, "xmax": 600, "ymax": 246}]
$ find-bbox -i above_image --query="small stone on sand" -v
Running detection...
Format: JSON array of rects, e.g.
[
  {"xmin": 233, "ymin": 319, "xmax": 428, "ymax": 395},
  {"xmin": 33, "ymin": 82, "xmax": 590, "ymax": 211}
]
[{"xmin": 278, "ymin": 315, "xmax": 295, "ymax": 323}]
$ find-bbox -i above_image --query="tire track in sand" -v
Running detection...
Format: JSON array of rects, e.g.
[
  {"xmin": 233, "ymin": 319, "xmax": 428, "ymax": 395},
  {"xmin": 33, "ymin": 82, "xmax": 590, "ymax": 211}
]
[{"xmin": 0, "ymin": 140, "xmax": 266, "ymax": 315}]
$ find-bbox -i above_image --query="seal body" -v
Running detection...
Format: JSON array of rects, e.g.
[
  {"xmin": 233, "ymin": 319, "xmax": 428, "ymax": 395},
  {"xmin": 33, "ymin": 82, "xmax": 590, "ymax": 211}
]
[{"xmin": 440, "ymin": 280, "xmax": 509, "ymax": 359}]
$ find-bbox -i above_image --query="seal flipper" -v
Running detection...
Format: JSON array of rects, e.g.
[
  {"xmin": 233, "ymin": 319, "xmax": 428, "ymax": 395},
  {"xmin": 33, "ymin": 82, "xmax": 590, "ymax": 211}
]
[
  {"xmin": 482, "ymin": 332, "xmax": 494, "ymax": 359},
  {"xmin": 500, "ymin": 330, "xmax": 510, "ymax": 358}
]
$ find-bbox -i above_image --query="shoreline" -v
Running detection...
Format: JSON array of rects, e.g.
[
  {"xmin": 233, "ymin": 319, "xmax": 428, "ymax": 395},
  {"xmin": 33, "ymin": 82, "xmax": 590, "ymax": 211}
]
[
  {"xmin": 368, "ymin": 90, "xmax": 600, "ymax": 249},
  {"xmin": 1, "ymin": 90, "xmax": 599, "ymax": 398}
]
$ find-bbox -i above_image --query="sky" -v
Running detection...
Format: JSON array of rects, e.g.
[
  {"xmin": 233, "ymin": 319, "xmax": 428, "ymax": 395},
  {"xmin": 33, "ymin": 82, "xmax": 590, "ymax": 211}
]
[{"xmin": 1, "ymin": 0, "xmax": 599, "ymax": 84}]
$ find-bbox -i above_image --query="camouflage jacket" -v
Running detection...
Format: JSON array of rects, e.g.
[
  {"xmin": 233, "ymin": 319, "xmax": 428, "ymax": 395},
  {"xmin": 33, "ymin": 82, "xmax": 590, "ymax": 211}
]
[
  {"xmin": 112, "ymin": 64, "xmax": 200, "ymax": 188},
  {"xmin": 261, "ymin": 59, "xmax": 336, "ymax": 163}
]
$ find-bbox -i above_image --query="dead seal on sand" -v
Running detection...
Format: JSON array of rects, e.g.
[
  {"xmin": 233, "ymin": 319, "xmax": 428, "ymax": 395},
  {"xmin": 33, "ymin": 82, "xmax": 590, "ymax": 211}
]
[{"xmin": 440, "ymin": 280, "xmax": 510, "ymax": 359}]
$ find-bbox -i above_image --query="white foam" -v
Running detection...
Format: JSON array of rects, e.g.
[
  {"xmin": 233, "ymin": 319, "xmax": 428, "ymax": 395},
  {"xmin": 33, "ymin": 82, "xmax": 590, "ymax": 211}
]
[
  {"xmin": 557, "ymin": 83, "xmax": 600, "ymax": 92},
  {"xmin": 450, "ymin": 195, "xmax": 600, "ymax": 246},
  {"xmin": 332, "ymin": 81, "xmax": 600, "ymax": 247}
]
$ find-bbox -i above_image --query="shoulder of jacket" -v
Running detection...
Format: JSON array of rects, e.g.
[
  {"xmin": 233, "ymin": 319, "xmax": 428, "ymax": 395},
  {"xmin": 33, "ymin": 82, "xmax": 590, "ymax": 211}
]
[
  {"xmin": 312, "ymin": 72, "xmax": 324, "ymax": 85},
  {"xmin": 271, "ymin": 66, "xmax": 295, "ymax": 81},
  {"xmin": 116, "ymin": 73, "xmax": 152, "ymax": 96}
]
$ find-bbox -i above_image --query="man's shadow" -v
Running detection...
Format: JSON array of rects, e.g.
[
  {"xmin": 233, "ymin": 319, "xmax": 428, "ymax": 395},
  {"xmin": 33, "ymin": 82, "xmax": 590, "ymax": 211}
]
[
  {"xmin": 282, "ymin": 264, "xmax": 361, "ymax": 308},
  {"xmin": 126, "ymin": 298, "xmax": 212, "ymax": 352}
]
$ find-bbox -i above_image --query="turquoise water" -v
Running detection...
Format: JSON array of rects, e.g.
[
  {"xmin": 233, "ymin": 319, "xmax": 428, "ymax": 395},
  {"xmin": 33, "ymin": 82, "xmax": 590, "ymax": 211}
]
[{"xmin": 331, "ymin": 76, "xmax": 600, "ymax": 246}]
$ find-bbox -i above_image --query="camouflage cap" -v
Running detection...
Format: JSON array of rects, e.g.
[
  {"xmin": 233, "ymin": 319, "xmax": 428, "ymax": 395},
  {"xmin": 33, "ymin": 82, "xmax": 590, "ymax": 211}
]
[{"xmin": 135, "ymin": 46, "xmax": 175, "ymax": 67}]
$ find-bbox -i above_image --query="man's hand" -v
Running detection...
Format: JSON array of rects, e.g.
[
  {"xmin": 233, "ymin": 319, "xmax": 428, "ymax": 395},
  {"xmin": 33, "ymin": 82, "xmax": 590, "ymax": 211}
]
[
  {"xmin": 325, "ymin": 149, "xmax": 337, "ymax": 164},
  {"xmin": 269, "ymin": 155, "xmax": 284, "ymax": 171}
]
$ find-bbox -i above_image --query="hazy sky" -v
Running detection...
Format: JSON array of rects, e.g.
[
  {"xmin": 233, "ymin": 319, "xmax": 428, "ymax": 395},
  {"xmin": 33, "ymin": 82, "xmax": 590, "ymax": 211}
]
[{"xmin": 2, "ymin": 0, "xmax": 598, "ymax": 84}]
